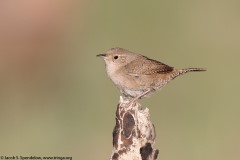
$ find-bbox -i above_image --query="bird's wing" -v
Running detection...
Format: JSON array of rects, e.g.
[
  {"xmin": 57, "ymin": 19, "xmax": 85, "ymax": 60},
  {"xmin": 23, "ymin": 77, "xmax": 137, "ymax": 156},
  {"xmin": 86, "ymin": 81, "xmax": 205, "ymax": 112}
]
[{"xmin": 125, "ymin": 56, "xmax": 174, "ymax": 75}]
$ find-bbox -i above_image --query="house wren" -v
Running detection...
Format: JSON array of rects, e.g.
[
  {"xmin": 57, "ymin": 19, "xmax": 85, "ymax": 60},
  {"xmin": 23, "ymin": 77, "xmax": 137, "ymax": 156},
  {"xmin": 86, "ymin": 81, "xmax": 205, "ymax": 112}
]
[{"xmin": 97, "ymin": 47, "xmax": 206, "ymax": 101}]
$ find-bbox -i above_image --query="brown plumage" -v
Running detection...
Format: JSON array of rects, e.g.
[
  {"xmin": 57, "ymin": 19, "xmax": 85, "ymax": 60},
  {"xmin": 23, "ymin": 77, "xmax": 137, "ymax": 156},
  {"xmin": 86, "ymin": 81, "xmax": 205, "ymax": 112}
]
[
  {"xmin": 125, "ymin": 56, "xmax": 174, "ymax": 75},
  {"xmin": 97, "ymin": 47, "xmax": 206, "ymax": 100}
]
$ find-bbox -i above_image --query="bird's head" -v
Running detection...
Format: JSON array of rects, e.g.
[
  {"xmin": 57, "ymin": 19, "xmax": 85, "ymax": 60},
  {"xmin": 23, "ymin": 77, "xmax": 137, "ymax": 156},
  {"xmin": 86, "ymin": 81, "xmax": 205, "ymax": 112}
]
[{"xmin": 97, "ymin": 47, "xmax": 138, "ymax": 71}]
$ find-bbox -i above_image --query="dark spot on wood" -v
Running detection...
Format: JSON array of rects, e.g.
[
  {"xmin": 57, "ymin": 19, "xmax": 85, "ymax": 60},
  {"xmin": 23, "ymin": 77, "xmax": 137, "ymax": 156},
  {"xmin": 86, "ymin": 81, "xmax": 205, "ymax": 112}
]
[
  {"xmin": 116, "ymin": 104, "xmax": 121, "ymax": 119},
  {"xmin": 112, "ymin": 120, "xmax": 120, "ymax": 149},
  {"xmin": 118, "ymin": 149, "xmax": 127, "ymax": 155},
  {"xmin": 122, "ymin": 112, "xmax": 135, "ymax": 138},
  {"xmin": 154, "ymin": 149, "xmax": 159, "ymax": 159},
  {"xmin": 113, "ymin": 105, "xmax": 121, "ymax": 148},
  {"xmin": 134, "ymin": 75, "xmax": 140, "ymax": 79},
  {"xmin": 140, "ymin": 143, "xmax": 153, "ymax": 160},
  {"xmin": 120, "ymin": 112, "xmax": 135, "ymax": 147},
  {"xmin": 137, "ymin": 128, "xmax": 141, "ymax": 138},
  {"xmin": 111, "ymin": 153, "xmax": 119, "ymax": 160}
]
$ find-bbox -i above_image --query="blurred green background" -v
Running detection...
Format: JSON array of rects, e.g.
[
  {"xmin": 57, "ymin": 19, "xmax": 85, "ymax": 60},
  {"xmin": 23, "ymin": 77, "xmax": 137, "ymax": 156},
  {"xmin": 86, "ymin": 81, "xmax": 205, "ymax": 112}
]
[{"xmin": 0, "ymin": 0, "xmax": 239, "ymax": 160}]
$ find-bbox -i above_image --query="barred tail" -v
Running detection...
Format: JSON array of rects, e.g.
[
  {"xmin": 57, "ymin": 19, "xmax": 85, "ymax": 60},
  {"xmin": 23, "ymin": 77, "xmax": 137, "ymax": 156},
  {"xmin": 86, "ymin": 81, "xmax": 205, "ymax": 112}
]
[{"xmin": 171, "ymin": 68, "xmax": 206, "ymax": 79}]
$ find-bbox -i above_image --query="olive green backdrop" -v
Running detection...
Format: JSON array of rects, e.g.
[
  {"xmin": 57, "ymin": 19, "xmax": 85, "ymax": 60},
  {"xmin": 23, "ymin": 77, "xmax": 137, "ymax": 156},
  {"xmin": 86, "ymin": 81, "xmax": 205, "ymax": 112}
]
[{"xmin": 0, "ymin": 1, "xmax": 239, "ymax": 160}]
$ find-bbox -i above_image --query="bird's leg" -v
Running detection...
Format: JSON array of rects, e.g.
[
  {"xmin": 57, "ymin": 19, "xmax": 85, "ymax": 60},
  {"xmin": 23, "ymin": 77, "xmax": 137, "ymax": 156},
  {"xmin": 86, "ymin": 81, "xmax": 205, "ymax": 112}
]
[
  {"xmin": 129, "ymin": 88, "xmax": 153, "ymax": 106},
  {"xmin": 136, "ymin": 88, "xmax": 153, "ymax": 100}
]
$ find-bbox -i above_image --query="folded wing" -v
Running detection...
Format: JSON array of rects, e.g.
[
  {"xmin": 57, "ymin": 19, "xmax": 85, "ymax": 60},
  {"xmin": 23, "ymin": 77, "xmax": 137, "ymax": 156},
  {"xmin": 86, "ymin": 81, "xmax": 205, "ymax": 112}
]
[{"xmin": 125, "ymin": 56, "xmax": 174, "ymax": 75}]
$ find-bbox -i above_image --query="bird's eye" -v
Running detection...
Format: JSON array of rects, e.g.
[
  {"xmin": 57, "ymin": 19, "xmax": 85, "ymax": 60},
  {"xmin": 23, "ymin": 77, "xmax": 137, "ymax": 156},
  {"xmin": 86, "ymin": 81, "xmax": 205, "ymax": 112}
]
[{"xmin": 114, "ymin": 56, "xmax": 119, "ymax": 59}]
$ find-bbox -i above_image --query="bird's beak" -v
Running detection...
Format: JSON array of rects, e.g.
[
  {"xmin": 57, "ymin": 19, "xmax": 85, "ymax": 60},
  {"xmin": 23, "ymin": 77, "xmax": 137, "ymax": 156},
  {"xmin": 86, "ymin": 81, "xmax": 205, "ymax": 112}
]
[{"xmin": 96, "ymin": 53, "xmax": 106, "ymax": 57}]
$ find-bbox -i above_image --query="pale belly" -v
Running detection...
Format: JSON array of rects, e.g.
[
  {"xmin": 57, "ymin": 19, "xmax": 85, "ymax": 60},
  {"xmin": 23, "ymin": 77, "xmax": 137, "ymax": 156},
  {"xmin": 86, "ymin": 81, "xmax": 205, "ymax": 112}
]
[
  {"xmin": 115, "ymin": 77, "xmax": 164, "ymax": 98},
  {"xmin": 107, "ymin": 69, "xmax": 170, "ymax": 98}
]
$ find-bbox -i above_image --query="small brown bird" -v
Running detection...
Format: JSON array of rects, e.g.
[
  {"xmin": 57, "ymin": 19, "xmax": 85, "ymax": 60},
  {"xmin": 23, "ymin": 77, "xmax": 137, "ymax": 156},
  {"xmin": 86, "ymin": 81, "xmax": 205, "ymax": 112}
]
[{"xmin": 97, "ymin": 47, "xmax": 206, "ymax": 101}]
